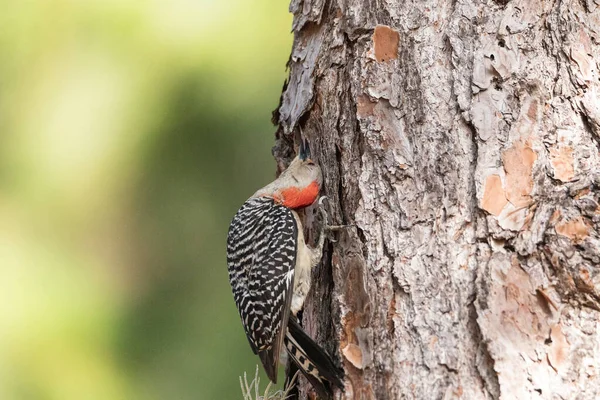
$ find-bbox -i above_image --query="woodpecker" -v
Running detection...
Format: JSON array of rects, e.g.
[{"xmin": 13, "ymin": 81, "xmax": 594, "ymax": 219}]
[{"xmin": 226, "ymin": 139, "xmax": 343, "ymax": 398}]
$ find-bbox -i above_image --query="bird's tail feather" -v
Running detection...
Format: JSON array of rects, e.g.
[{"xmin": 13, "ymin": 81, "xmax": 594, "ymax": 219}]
[{"xmin": 285, "ymin": 317, "xmax": 344, "ymax": 398}]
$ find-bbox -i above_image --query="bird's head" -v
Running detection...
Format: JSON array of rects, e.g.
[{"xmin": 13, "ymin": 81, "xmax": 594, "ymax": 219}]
[{"xmin": 253, "ymin": 139, "xmax": 322, "ymax": 209}]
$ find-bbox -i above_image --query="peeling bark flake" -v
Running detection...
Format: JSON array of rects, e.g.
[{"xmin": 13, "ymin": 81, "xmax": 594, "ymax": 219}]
[
  {"xmin": 502, "ymin": 139, "xmax": 537, "ymax": 208},
  {"xmin": 373, "ymin": 25, "xmax": 399, "ymax": 63},
  {"xmin": 555, "ymin": 216, "xmax": 590, "ymax": 242},
  {"xmin": 549, "ymin": 145, "xmax": 575, "ymax": 182},
  {"xmin": 482, "ymin": 174, "xmax": 508, "ymax": 216},
  {"xmin": 547, "ymin": 324, "xmax": 569, "ymax": 373},
  {"xmin": 342, "ymin": 343, "xmax": 364, "ymax": 369}
]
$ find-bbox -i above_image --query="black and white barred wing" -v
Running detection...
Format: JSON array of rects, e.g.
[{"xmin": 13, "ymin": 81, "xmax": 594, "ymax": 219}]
[{"xmin": 226, "ymin": 197, "xmax": 298, "ymax": 382}]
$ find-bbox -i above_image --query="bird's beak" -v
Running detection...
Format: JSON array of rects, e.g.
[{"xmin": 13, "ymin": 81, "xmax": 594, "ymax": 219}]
[{"xmin": 299, "ymin": 137, "xmax": 311, "ymax": 161}]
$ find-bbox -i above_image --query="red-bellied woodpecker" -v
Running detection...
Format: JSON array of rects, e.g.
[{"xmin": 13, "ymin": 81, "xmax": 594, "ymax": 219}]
[{"xmin": 226, "ymin": 139, "xmax": 343, "ymax": 398}]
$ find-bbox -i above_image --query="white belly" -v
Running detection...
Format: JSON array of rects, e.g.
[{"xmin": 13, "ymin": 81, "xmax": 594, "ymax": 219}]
[{"xmin": 291, "ymin": 210, "xmax": 313, "ymax": 315}]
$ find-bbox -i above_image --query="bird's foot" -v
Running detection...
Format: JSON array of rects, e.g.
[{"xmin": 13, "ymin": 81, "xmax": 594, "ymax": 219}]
[{"xmin": 317, "ymin": 196, "xmax": 354, "ymax": 242}]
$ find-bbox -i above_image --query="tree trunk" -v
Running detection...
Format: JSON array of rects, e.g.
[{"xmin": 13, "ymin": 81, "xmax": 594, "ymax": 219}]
[{"xmin": 273, "ymin": 0, "xmax": 600, "ymax": 399}]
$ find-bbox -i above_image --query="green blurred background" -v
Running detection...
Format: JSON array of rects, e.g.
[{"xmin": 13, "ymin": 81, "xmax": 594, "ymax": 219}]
[{"xmin": 0, "ymin": 1, "xmax": 292, "ymax": 399}]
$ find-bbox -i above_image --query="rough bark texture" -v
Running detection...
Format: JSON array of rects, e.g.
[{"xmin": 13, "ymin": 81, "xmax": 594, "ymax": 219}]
[{"xmin": 273, "ymin": 0, "xmax": 600, "ymax": 399}]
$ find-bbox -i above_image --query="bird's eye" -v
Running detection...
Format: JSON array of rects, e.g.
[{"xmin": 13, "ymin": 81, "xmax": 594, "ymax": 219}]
[{"xmin": 307, "ymin": 161, "xmax": 315, "ymax": 166}]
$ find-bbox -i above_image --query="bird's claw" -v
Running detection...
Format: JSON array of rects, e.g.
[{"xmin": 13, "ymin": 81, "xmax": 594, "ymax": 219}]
[
  {"xmin": 317, "ymin": 196, "xmax": 329, "ymax": 227},
  {"xmin": 316, "ymin": 196, "xmax": 353, "ymax": 243},
  {"xmin": 325, "ymin": 224, "xmax": 355, "ymax": 232},
  {"xmin": 318, "ymin": 195, "xmax": 328, "ymax": 207}
]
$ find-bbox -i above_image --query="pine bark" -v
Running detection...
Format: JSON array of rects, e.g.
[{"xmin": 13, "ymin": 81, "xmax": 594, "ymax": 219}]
[{"xmin": 273, "ymin": 0, "xmax": 600, "ymax": 399}]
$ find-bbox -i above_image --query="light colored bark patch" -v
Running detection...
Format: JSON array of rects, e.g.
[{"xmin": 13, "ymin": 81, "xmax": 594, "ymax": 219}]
[
  {"xmin": 342, "ymin": 343, "xmax": 363, "ymax": 369},
  {"xmin": 547, "ymin": 324, "xmax": 569, "ymax": 373},
  {"xmin": 502, "ymin": 139, "xmax": 537, "ymax": 207},
  {"xmin": 549, "ymin": 145, "xmax": 575, "ymax": 182},
  {"xmin": 372, "ymin": 25, "xmax": 399, "ymax": 63},
  {"xmin": 481, "ymin": 174, "xmax": 508, "ymax": 216},
  {"xmin": 497, "ymin": 203, "xmax": 529, "ymax": 231},
  {"xmin": 555, "ymin": 216, "xmax": 590, "ymax": 242},
  {"xmin": 569, "ymin": 30, "xmax": 596, "ymax": 85},
  {"xmin": 340, "ymin": 311, "xmax": 370, "ymax": 371},
  {"xmin": 477, "ymin": 254, "xmax": 559, "ymax": 398}
]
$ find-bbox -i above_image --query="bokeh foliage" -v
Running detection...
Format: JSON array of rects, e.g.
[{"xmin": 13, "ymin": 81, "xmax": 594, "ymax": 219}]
[{"xmin": 0, "ymin": 1, "xmax": 291, "ymax": 399}]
